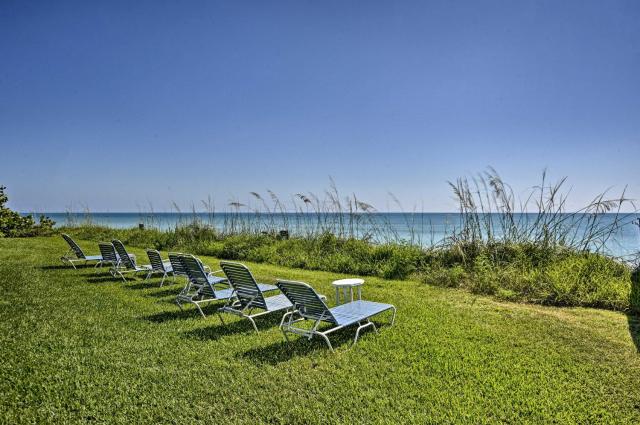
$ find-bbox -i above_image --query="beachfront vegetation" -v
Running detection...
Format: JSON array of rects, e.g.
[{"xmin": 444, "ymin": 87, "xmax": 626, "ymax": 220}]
[
  {"xmin": 62, "ymin": 224, "xmax": 637, "ymax": 312},
  {"xmin": 59, "ymin": 170, "xmax": 640, "ymax": 313},
  {"xmin": 1, "ymin": 237, "xmax": 639, "ymax": 423},
  {"xmin": 0, "ymin": 185, "xmax": 55, "ymax": 237}
]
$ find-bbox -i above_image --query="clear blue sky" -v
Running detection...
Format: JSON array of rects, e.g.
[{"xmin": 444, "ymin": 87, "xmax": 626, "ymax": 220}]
[{"xmin": 1, "ymin": 0, "xmax": 638, "ymax": 212}]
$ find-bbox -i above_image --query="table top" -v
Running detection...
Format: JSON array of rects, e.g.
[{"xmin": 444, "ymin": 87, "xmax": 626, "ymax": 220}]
[{"xmin": 332, "ymin": 278, "xmax": 364, "ymax": 287}]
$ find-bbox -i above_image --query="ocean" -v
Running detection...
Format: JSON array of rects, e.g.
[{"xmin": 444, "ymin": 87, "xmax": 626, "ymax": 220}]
[{"xmin": 25, "ymin": 212, "xmax": 640, "ymax": 259}]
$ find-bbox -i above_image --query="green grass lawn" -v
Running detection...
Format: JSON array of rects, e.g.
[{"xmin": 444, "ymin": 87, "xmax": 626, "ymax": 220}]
[{"xmin": 1, "ymin": 237, "xmax": 639, "ymax": 424}]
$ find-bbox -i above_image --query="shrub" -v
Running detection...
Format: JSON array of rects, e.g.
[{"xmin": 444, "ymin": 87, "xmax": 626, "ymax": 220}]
[
  {"xmin": 544, "ymin": 253, "xmax": 631, "ymax": 310},
  {"xmin": 422, "ymin": 265, "xmax": 469, "ymax": 288},
  {"xmin": 0, "ymin": 186, "xmax": 55, "ymax": 237}
]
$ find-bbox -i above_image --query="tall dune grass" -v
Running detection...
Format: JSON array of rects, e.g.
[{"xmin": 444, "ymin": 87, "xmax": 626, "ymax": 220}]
[{"xmin": 60, "ymin": 169, "xmax": 639, "ymax": 312}]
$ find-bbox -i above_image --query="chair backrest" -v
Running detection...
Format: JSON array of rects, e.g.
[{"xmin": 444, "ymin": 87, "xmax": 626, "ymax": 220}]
[
  {"xmin": 220, "ymin": 262, "xmax": 266, "ymax": 309},
  {"xmin": 146, "ymin": 249, "xmax": 166, "ymax": 272},
  {"xmin": 276, "ymin": 280, "xmax": 337, "ymax": 324},
  {"xmin": 181, "ymin": 254, "xmax": 217, "ymax": 297},
  {"xmin": 112, "ymin": 239, "xmax": 135, "ymax": 269},
  {"xmin": 98, "ymin": 242, "xmax": 118, "ymax": 264},
  {"xmin": 62, "ymin": 233, "xmax": 85, "ymax": 259},
  {"xmin": 168, "ymin": 252, "xmax": 187, "ymax": 276}
]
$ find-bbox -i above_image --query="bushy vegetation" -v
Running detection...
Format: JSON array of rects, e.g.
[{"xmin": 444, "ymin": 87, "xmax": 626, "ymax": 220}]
[
  {"xmin": 423, "ymin": 242, "xmax": 635, "ymax": 312},
  {"xmin": 61, "ymin": 223, "xmax": 638, "ymax": 313},
  {"xmin": 0, "ymin": 186, "xmax": 55, "ymax": 237},
  {"xmin": 61, "ymin": 224, "xmax": 425, "ymax": 280}
]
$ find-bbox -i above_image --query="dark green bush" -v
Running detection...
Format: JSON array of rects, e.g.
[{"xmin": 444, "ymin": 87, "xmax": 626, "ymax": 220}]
[
  {"xmin": 543, "ymin": 253, "xmax": 632, "ymax": 310},
  {"xmin": 0, "ymin": 186, "xmax": 55, "ymax": 237}
]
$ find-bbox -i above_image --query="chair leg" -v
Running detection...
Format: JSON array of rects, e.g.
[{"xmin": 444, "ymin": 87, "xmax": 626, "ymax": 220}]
[
  {"xmin": 281, "ymin": 327, "xmax": 290, "ymax": 341},
  {"xmin": 159, "ymin": 273, "xmax": 166, "ymax": 287},
  {"xmin": 194, "ymin": 302, "xmax": 206, "ymax": 318},
  {"xmin": 354, "ymin": 320, "xmax": 376, "ymax": 344},
  {"xmin": 280, "ymin": 311, "xmax": 292, "ymax": 328},
  {"xmin": 317, "ymin": 332, "xmax": 334, "ymax": 352},
  {"xmin": 246, "ymin": 315, "xmax": 259, "ymax": 333},
  {"xmin": 216, "ymin": 310, "xmax": 226, "ymax": 325}
]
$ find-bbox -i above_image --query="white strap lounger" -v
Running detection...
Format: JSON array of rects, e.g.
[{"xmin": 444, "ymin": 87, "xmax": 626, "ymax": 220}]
[{"xmin": 277, "ymin": 279, "xmax": 396, "ymax": 352}]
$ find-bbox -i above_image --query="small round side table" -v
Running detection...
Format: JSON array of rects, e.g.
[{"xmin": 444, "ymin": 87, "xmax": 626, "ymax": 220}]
[{"xmin": 332, "ymin": 278, "xmax": 364, "ymax": 305}]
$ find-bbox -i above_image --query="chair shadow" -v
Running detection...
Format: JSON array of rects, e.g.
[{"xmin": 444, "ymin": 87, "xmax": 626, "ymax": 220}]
[
  {"xmin": 143, "ymin": 288, "xmax": 181, "ymax": 299},
  {"xmin": 628, "ymin": 268, "xmax": 640, "ymax": 352},
  {"xmin": 87, "ymin": 274, "xmax": 149, "ymax": 284},
  {"xmin": 239, "ymin": 338, "xmax": 325, "ymax": 364},
  {"xmin": 183, "ymin": 320, "xmax": 254, "ymax": 342},
  {"xmin": 141, "ymin": 302, "xmax": 224, "ymax": 323},
  {"xmin": 142, "ymin": 309, "xmax": 195, "ymax": 323},
  {"xmin": 243, "ymin": 319, "xmax": 392, "ymax": 365},
  {"xmin": 40, "ymin": 264, "xmax": 95, "ymax": 270},
  {"xmin": 86, "ymin": 275, "xmax": 122, "ymax": 283},
  {"xmin": 125, "ymin": 281, "xmax": 155, "ymax": 290},
  {"xmin": 183, "ymin": 313, "xmax": 287, "ymax": 341},
  {"xmin": 125, "ymin": 280, "xmax": 181, "ymax": 291},
  {"xmin": 239, "ymin": 327, "xmax": 358, "ymax": 365}
]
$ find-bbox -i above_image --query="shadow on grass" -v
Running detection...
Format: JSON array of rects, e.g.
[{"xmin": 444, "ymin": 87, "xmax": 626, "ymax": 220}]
[
  {"xmin": 40, "ymin": 264, "xmax": 99, "ymax": 270},
  {"xmin": 628, "ymin": 268, "xmax": 640, "ymax": 352},
  {"xmin": 86, "ymin": 276, "xmax": 122, "ymax": 283},
  {"xmin": 125, "ymin": 280, "xmax": 181, "ymax": 291},
  {"xmin": 628, "ymin": 315, "xmax": 640, "ymax": 353},
  {"xmin": 142, "ymin": 308, "xmax": 198, "ymax": 323},
  {"xmin": 87, "ymin": 274, "xmax": 150, "ymax": 284},
  {"xmin": 125, "ymin": 281, "xmax": 155, "ymax": 290},
  {"xmin": 239, "ymin": 327, "xmax": 360, "ymax": 364},
  {"xmin": 183, "ymin": 320, "xmax": 253, "ymax": 341},
  {"xmin": 143, "ymin": 288, "xmax": 182, "ymax": 299},
  {"xmin": 142, "ymin": 302, "xmax": 225, "ymax": 323},
  {"xmin": 239, "ymin": 338, "xmax": 325, "ymax": 364},
  {"xmin": 183, "ymin": 313, "xmax": 286, "ymax": 341}
]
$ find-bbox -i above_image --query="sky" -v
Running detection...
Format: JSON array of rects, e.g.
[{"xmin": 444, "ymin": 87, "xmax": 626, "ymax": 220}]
[{"xmin": 1, "ymin": 0, "xmax": 639, "ymax": 213}]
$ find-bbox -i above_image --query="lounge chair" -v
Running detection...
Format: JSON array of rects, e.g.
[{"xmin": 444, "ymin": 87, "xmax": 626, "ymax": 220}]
[
  {"xmin": 145, "ymin": 249, "xmax": 174, "ymax": 286},
  {"xmin": 168, "ymin": 252, "xmax": 213, "ymax": 283},
  {"xmin": 177, "ymin": 256, "xmax": 279, "ymax": 319},
  {"xmin": 178, "ymin": 254, "xmax": 256, "ymax": 318},
  {"xmin": 169, "ymin": 252, "xmax": 222, "ymax": 282},
  {"xmin": 60, "ymin": 233, "xmax": 102, "ymax": 268},
  {"xmin": 168, "ymin": 252, "xmax": 188, "ymax": 282},
  {"xmin": 277, "ymin": 279, "xmax": 396, "ymax": 351},
  {"xmin": 111, "ymin": 239, "xmax": 151, "ymax": 282},
  {"xmin": 218, "ymin": 261, "xmax": 290, "ymax": 332},
  {"xmin": 97, "ymin": 242, "xmax": 121, "ymax": 271}
]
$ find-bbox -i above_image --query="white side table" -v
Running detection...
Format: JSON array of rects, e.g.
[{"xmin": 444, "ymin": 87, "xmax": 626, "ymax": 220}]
[{"xmin": 332, "ymin": 278, "xmax": 364, "ymax": 305}]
